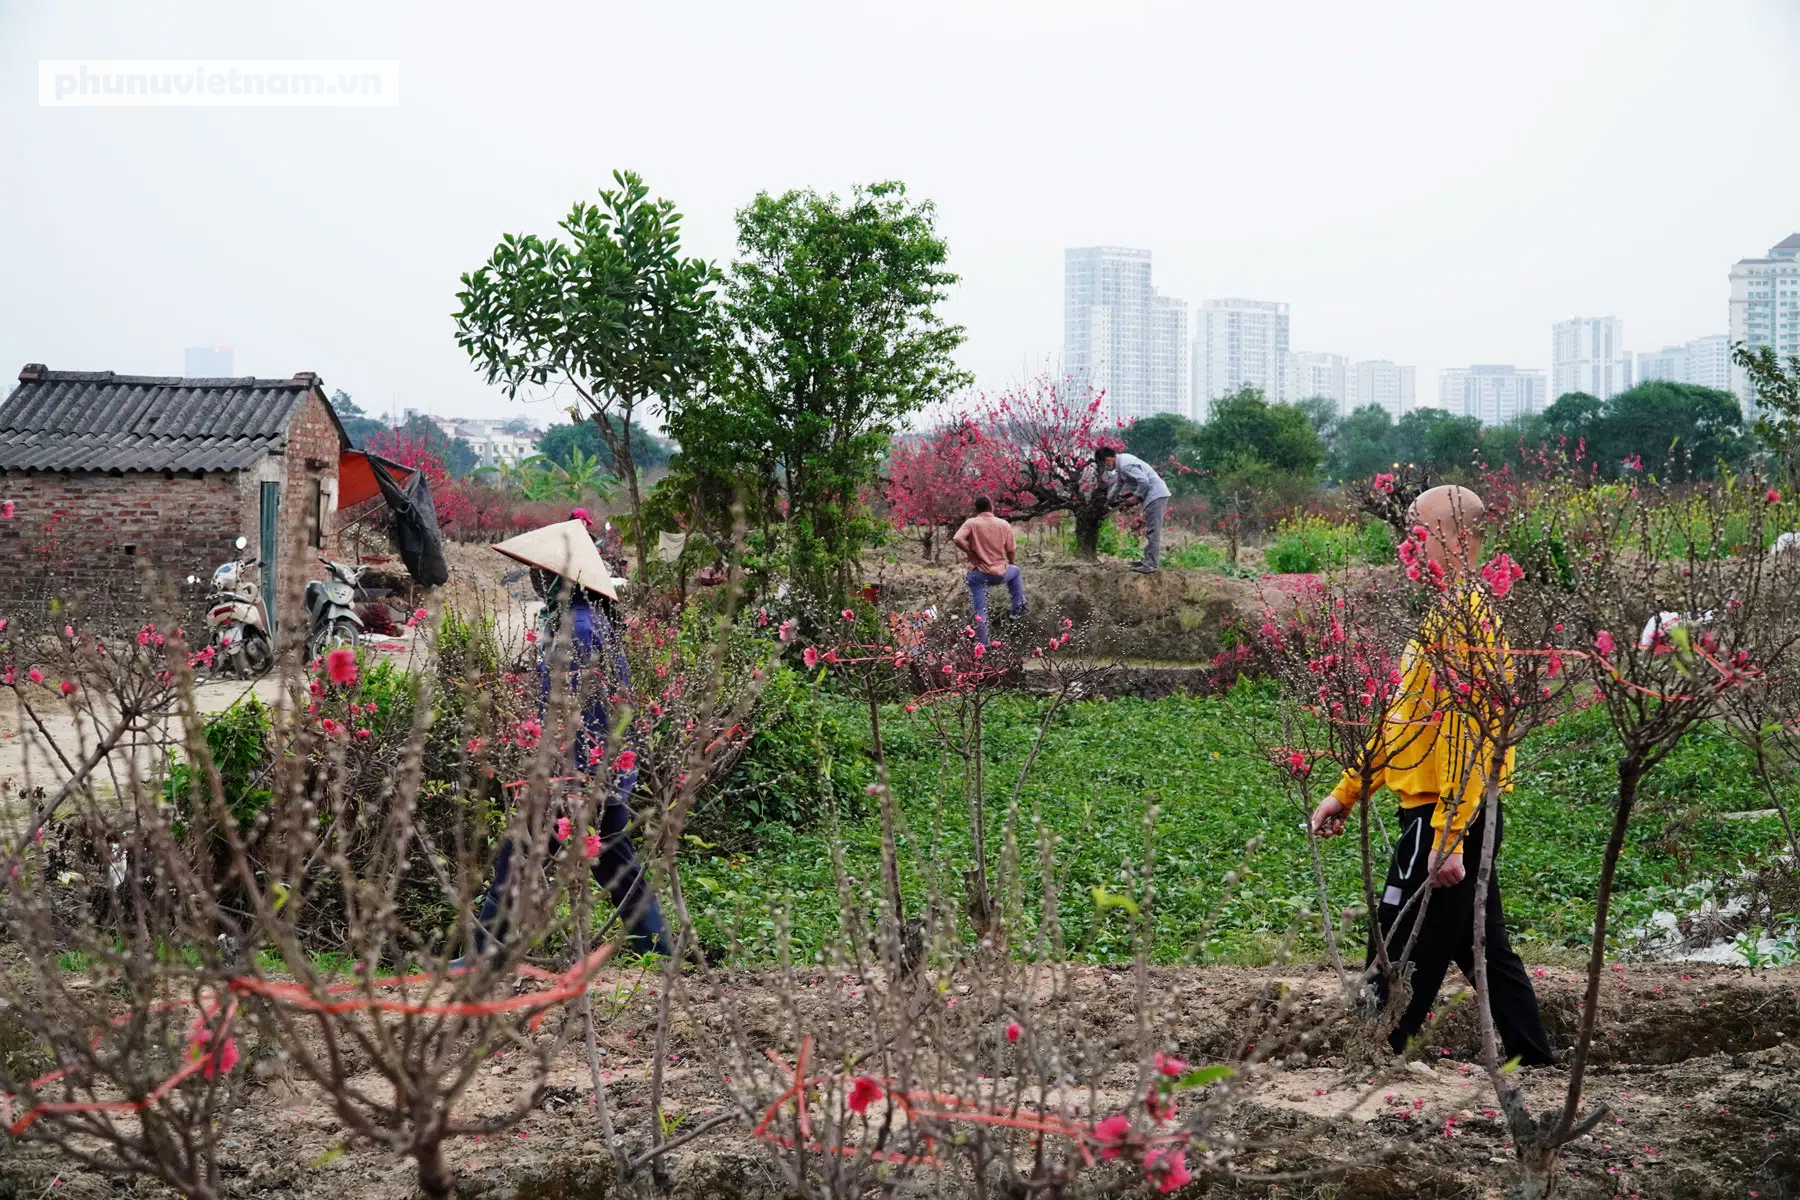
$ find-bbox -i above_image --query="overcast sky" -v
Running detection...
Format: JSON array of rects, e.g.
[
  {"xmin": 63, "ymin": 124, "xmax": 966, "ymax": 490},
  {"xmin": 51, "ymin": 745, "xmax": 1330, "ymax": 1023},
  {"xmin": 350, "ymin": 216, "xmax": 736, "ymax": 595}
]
[{"xmin": 3, "ymin": 1, "xmax": 1798, "ymax": 427}]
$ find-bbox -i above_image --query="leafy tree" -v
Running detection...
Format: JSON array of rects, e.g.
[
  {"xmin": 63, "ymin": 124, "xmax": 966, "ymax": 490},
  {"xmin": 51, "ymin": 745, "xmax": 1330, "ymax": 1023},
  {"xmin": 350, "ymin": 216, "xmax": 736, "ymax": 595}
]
[
  {"xmin": 537, "ymin": 417, "xmax": 672, "ymax": 473},
  {"xmin": 1736, "ymin": 341, "xmax": 1800, "ymax": 485},
  {"xmin": 1191, "ymin": 388, "xmax": 1325, "ymax": 479},
  {"xmin": 1542, "ymin": 391, "xmax": 1604, "ymax": 447},
  {"xmin": 1291, "ymin": 394, "xmax": 1341, "ymax": 456},
  {"xmin": 694, "ymin": 180, "xmax": 969, "ymax": 612},
  {"xmin": 329, "ymin": 389, "xmax": 389, "ymax": 449},
  {"xmin": 1601, "ymin": 381, "xmax": 1744, "ymax": 481},
  {"xmin": 1330, "ymin": 404, "xmax": 1397, "ymax": 482},
  {"xmin": 1124, "ymin": 412, "xmax": 1200, "ymax": 478},
  {"xmin": 446, "ymin": 437, "xmax": 481, "ymax": 479},
  {"xmin": 1393, "ymin": 408, "xmax": 1485, "ymax": 477},
  {"xmin": 455, "ymin": 169, "xmax": 719, "ymax": 575}
]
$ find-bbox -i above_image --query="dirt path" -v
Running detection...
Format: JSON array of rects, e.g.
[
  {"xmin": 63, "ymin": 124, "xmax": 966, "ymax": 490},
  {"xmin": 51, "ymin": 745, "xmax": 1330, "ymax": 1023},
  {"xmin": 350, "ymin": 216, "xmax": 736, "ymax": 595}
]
[{"xmin": 5, "ymin": 963, "xmax": 1794, "ymax": 1198}]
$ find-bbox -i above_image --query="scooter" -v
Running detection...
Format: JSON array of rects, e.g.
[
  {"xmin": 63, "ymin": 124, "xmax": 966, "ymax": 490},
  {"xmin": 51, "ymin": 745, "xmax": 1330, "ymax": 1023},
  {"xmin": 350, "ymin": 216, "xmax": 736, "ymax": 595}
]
[
  {"xmin": 191, "ymin": 536, "xmax": 273, "ymax": 678},
  {"xmin": 304, "ymin": 557, "xmax": 367, "ymax": 661}
]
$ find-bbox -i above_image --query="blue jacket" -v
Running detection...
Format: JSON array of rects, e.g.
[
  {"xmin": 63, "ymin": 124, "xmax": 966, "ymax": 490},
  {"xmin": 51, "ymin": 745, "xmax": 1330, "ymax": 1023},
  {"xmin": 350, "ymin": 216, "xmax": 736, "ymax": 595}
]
[{"xmin": 539, "ymin": 592, "xmax": 637, "ymax": 794}]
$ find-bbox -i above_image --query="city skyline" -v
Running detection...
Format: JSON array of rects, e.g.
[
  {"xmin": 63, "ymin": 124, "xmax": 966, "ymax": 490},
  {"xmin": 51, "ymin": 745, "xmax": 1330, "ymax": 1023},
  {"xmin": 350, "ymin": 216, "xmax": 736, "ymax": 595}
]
[
  {"xmin": 1058, "ymin": 230, "xmax": 1795, "ymax": 427},
  {"xmin": 2, "ymin": 5, "xmax": 1796, "ymax": 423}
]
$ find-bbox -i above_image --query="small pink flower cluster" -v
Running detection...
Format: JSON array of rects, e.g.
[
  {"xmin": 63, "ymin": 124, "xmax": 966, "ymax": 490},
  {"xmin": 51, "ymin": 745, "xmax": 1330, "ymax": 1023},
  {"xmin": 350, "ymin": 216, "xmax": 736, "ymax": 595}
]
[
  {"xmin": 188, "ymin": 1017, "xmax": 240, "ymax": 1079},
  {"xmin": 1478, "ymin": 552, "xmax": 1524, "ymax": 599},
  {"xmin": 1372, "ymin": 472, "xmax": 1396, "ymax": 494}
]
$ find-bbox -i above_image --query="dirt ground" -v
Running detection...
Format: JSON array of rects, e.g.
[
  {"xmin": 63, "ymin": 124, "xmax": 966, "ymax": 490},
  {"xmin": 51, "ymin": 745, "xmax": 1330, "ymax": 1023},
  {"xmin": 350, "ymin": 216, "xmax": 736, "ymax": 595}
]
[{"xmin": 4, "ymin": 962, "xmax": 1794, "ymax": 1199}]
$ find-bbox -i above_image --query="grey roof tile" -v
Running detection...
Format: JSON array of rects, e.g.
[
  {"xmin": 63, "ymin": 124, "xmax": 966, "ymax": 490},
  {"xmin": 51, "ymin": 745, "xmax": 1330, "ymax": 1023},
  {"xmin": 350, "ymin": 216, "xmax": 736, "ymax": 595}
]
[{"xmin": 0, "ymin": 369, "xmax": 341, "ymax": 473}]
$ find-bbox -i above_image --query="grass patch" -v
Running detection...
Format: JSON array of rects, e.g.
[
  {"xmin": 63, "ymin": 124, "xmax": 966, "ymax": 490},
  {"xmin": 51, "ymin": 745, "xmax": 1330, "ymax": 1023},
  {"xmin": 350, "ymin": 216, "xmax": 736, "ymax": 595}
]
[{"xmin": 689, "ymin": 683, "xmax": 1790, "ymax": 964}]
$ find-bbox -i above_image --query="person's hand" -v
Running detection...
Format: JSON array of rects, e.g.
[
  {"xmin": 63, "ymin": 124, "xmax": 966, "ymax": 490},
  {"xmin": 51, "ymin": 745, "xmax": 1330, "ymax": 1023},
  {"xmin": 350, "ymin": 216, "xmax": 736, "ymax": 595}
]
[
  {"xmin": 1431, "ymin": 851, "xmax": 1465, "ymax": 887},
  {"xmin": 1309, "ymin": 796, "xmax": 1347, "ymax": 838}
]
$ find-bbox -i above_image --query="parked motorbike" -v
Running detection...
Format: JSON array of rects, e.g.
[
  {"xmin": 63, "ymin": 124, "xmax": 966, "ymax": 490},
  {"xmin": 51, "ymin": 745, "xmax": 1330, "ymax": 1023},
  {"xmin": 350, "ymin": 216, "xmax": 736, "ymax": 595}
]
[
  {"xmin": 304, "ymin": 557, "xmax": 367, "ymax": 661},
  {"xmin": 190, "ymin": 535, "xmax": 272, "ymax": 678}
]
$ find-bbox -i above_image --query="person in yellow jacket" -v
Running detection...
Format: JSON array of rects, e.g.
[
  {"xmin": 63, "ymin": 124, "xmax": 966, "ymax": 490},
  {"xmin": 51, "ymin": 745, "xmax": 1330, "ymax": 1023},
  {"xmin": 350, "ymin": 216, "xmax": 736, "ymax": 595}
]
[{"xmin": 1308, "ymin": 485, "xmax": 1554, "ymax": 1065}]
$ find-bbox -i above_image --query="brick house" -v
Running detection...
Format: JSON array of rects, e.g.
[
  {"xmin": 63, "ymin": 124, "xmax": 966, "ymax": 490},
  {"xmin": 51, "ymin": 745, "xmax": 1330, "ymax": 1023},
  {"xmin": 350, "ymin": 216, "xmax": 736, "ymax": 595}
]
[{"xmin": 0, "ymin": 365, "xmax": 349, "ymax": 632}]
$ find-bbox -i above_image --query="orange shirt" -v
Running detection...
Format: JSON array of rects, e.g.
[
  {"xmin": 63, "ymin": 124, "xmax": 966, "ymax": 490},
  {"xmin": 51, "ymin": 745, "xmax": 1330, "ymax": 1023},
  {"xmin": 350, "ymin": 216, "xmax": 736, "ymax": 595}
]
[{"xmin": 954, "ymin": 513, "xmax": 1016, "ymax": 576}]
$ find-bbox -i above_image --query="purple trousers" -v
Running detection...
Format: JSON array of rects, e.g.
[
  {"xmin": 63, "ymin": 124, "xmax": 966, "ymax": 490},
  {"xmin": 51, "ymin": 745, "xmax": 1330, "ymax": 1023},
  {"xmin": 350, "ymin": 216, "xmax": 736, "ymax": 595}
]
[{"xmin": 967, "ymin": 565, "xmax": 1025, "ymax": 645}]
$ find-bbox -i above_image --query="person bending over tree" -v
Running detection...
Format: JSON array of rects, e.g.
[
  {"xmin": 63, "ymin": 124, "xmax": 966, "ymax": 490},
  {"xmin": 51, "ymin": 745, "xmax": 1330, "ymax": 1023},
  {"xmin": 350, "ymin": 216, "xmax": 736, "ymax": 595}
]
[
  {"xmin": 1308, "ymin": 484, "xmax": 1553, "ymax": 1066},
  {"xmin": 1095, "ymin": 447, "xmax": 1170, "ymax": 573},
  {"xmin": 953, "ymin": 496, "xmax": 1026, "ymax": 647}
]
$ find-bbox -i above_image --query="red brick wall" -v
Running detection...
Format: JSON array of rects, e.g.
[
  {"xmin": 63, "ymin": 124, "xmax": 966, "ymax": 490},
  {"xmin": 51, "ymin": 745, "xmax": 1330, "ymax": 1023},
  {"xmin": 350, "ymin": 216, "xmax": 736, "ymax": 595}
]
[
  {"xmin": 0, "ymin": 470, "xmax": 253, "ymax": 629},
  {"xmin": 268, "ymin": 388, "xmax": 344, "ymax": 633}
]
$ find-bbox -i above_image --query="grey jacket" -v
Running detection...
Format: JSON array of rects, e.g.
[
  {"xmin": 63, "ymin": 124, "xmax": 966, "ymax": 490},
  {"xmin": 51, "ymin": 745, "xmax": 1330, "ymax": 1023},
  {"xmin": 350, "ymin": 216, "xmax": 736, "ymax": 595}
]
[{"xmin": 1108, "ymin": 452, "xmax": 1171, "ymax": 504}]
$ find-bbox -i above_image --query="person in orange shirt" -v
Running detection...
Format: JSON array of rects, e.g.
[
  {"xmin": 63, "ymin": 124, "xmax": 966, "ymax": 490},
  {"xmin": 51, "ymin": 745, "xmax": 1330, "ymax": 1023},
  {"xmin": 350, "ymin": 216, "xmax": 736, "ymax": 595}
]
[
  {"xmin": 1308, "ymin": 485, "xmax": 1553, "ymax": 1065},
  {"xmin": 952, "ymin": 496, "xmax": 1026, "ymax": 646}
]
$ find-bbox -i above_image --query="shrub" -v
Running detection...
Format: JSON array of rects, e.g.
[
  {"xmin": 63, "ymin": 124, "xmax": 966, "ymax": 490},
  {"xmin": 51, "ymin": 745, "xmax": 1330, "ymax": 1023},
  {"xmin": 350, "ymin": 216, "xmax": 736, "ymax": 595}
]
[
  {"xmin": 1161, "ymin": 541, "xmax": 1225, "ymax": 570},
  {"xmin": 699, "ymin": 663, "xmax": 867, "ymax": 844},
  {"xmin": 164, "ymin": 697, "xmax": 273, "ymax": 830},
  {"xmin": 1264, "ymin": 515, "xmax": 1357, "ymax": 574}
]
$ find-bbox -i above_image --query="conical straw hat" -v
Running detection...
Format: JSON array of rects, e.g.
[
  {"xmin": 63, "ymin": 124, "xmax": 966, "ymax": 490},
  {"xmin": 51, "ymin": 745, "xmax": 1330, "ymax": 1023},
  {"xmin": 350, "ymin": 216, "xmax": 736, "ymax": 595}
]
[{"xmin": 491, "ymin": 519, "xmax": 619, "ymax": 601}]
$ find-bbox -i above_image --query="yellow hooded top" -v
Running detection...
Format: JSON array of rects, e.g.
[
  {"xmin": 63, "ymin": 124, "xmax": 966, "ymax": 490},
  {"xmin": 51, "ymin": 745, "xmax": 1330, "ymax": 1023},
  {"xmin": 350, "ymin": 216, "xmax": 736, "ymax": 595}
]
[{"xmin": 1329, "ymin": 586, "xmax": 1513, "ymax": 854}]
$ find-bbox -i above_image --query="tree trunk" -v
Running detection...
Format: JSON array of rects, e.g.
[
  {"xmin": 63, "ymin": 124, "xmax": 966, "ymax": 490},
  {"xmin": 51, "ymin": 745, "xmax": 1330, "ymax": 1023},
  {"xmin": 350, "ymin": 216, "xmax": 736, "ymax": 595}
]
[
  {"xmin": 1073, "ymin": 506, "xmax": 1104, "ymax": 561},
  {"xmin": 618, "ymin": 414, "xmax": 646, "ymax": 579},
  {"xmin": 1553, "ymin": 756, "xmax": 1642, "ymax": 1138},
  {"xmin": 415, "ymin": 1136, "xmax": 454, "ymax": 1200}
]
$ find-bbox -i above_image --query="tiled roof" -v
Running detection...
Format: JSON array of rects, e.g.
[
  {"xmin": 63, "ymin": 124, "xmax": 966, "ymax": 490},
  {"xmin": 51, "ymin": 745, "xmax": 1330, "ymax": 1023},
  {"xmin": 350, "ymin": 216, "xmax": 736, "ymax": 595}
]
[
  {"xmin": 1774, "ymin": 233, "xmax": 1800, "ymax": 251},
  {"xmin": 0, "ymin": 367, "xmax": 344, "ymax": 472}
]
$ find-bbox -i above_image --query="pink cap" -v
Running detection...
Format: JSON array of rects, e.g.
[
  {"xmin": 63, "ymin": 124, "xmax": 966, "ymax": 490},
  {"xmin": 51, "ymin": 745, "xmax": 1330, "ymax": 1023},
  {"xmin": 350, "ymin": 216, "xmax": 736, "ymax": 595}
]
[{"xmin": 570, "ymin": 507, "xmax": 591, "ymax": 523}]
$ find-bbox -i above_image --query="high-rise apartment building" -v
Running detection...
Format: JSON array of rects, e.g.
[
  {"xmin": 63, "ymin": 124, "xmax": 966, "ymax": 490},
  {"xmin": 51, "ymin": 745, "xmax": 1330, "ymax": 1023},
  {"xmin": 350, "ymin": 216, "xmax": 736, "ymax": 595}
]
[
  {"xmin": 1349, "ymin": 359, "xmax": 1416, "ymax": 420},
  {"xmin": 1150, "ymin": 295, "xmax": 1191, "ymax": 420},
  {"xmin": 184, "ymin": 346, "xmax": 234, "ymax": 377},
  {"xmin": 1064, "ymin": 247, "xmax": 1189, "ymax": 421},
  {"xmin": 1195, "ymin": 299, "xmax": 1289, "ymax": 417},
  {"xmin": 1285, "ymin": 351, "xmax": 1349, "ymax": 411},
  {"xmin": 1440, "ymin": 365, "xmax": 1546, "ymax": 425},
  {"xmin": 1551, "ymin": 317, "xmax": 1631, "ymax": 401},
  {"xmin": 1729, "ymin": 234, "xmax": 1800, "ymax": 414},
  {"xmin": 1635, "ymin": 333, "xmax": 1731, "ymax": 392}
]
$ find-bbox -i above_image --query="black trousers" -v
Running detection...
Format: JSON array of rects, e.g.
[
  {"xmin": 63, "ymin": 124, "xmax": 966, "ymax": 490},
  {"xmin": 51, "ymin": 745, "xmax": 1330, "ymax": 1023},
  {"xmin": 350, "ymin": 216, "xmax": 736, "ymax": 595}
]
[
  {"xmin": 1367, "ymin": 803, "xmax": 1554, "ymax": 1066},
  {"xmin": 474, "ymin": 793, "xmax": 671, "ymax": 957}
]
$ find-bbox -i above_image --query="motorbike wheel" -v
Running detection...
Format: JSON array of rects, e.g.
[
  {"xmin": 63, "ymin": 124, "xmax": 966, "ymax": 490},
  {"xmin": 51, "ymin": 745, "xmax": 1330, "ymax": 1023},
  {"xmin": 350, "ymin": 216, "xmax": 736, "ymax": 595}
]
[
  {"xmin": 242, "ymin": 629, "xmax": 274, "ymax": 676},
  {"xmin": 318, "ymin": 619, "xmax": 360, "ymax": 656}
]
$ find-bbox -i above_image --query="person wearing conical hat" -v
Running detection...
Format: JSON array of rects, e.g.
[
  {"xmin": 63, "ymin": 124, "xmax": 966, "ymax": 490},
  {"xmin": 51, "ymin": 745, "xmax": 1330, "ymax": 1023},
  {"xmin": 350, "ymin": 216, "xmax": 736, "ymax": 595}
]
[{"xmin": 472, "ymin": 522, "xmax": 672, "ymax": 958}]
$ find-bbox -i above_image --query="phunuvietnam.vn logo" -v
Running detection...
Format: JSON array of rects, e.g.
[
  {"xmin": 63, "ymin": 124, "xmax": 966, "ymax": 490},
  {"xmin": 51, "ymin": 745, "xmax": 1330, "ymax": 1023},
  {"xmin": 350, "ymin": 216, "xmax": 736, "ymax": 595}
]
[{"xmin": 39, "ymin": 60, "xmax": 399, "ymax": 106}]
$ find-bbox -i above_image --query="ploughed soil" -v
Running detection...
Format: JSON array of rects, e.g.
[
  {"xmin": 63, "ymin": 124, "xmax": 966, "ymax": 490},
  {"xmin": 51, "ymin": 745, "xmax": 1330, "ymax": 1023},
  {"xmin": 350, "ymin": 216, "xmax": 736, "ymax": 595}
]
[{"xmin": 5, "ymin": 962, "xmax": 1796, "ymax": 1199}]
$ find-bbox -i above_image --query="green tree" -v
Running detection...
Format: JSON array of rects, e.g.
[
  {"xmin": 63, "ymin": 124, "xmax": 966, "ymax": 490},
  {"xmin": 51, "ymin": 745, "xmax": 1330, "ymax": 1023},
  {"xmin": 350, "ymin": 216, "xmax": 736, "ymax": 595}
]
[
  {"xmin": 1330, "ymin": 404, "xmax": 1397, "ymax": 482},
  {"xmin": 1191, "ymin": 387, "xmax": 1325, "ymax": 478},
  {"xmin": 1599, "ymin": 381, "xmax": 1744, "ymax": 480},
  {"xmin": 329, "ymin": 389, "xmax": 390, "ymax": 449},
  {"xmin": 691, "ymin": 181, "xmax": 969, "ymax": 615},
  {"xmin": 537, "ymin": 416, "xmax": 672, "ymax": 473},
  {"xmin": 1735, "ymin": 341, "xmax": 1800, "ymax": 485},
  {"xmin": 1292, "ymin": 394, "xmax": 1341, "ymax": 458},
  {"xmin": 455, "ymin": 169, "xmax": 719, "ymax": 575},
  {"xmin": 1393, "ymin": 408, "xmax": 1485, "ymax": 477},
  {"xmin": 446, "ymin": 437, "xmax": 481, "ymax": 479},
  {"xmin": 1124, "ymin": 412, "xmax": 1201, "ymax": 495}
]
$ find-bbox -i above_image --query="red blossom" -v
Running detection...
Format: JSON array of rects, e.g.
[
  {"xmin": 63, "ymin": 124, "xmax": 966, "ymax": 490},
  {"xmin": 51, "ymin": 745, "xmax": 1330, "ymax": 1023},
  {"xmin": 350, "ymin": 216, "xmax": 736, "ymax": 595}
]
[
  {"xmin": 1093, "ymin": 1113, "xmax": 1132, "ymax": 1158},
  {"xmin": 614, "ymin": 749, "xmax": 637, "ymax": 773},
  {"xmin": 324, "ymin": 648, "xmax": 358, "ymax": 687},
  {"xmin": 847, "ymin": 1075, "xmax": 883, "ymax": 1115}
]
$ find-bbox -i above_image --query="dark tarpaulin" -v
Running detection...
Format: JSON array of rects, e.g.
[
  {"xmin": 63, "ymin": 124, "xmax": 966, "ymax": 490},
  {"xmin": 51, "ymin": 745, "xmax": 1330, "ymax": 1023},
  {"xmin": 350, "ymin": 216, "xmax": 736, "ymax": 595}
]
[{"xmin": 370, "ymin": 455, "xmax": 449, "ymax": 587}]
